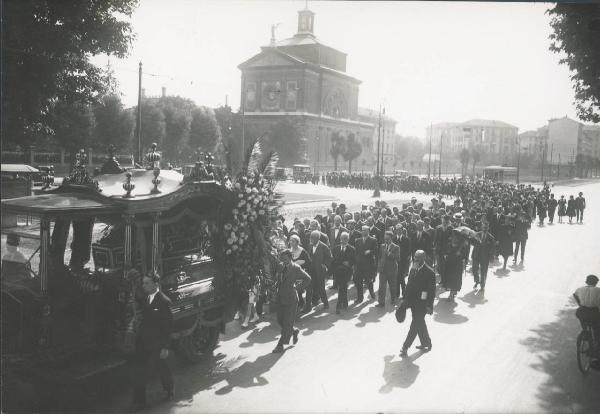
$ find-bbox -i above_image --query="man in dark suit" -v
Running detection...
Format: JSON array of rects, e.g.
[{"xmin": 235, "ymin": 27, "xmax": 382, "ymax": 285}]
[
  {"xmin": 309, "ymin": 220, "xmax": 330, "ymax": 247},
  {"xmin": 377, "ymin": 231, "xmax": 400, "ymax": 307},
  {"xmin": 400, "ymin": 250, "xmax": 436, "ymax": 356},
  {"xmin": 331, "ymin": 232, "xmax": 356, "ymax": 314},
  {"xmin": 411, "ymin": 221, "xmax": 433, "ymax": 261},
  {"xmin": 354, "ymin": 226, "xmax": 378, "ymax": 303},
  {"xmin": 273, "ymin": 250, "xmax": 311, "ymax": 353},
  {"xmin": 472, "ymin": 221, "xmax": 496, "ymax": 292},
  {"xmin": 329, "ymin": 215, "xmax": 348, "ymax": 248},
  {"xmin": 367, "ymin": 216, "xmax": 383, "ymax": 244},
  {"xmin": 547, "ymin": 194, "xmax": 558, "ymax": 224},
  {"xmin": 434, "ymin": 215, "xmax": 453, "ymax": 284},
  {"xmin": 132, "ymin": 271, "xmax": 174, "ymax": 410},
  {"xmin": 346, "ymin": 220, "xmax": 361, "ymax": 247},
  {"xmin": 307, "ymin": 231, "xmax": 333, "ymax": 311}
]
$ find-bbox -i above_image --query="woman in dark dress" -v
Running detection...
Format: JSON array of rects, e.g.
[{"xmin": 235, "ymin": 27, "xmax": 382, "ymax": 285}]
[
  {"xmin": 289, "ymin": 234, "xmax": 311, "ymax": 309},
  {"xmin": 557, "ymin": 195, "xmax": 567, "ymax": 223},
  {"xmin": 445, "ymin": 232, "xmax": 465, "ymax": 301},
  {"xmin": 567, "ymin": 195, "xmax": 576, "ymax": 224},
  {"xmin": 497, "ymin": 215, "xmax": 514, "ymax": 270}
]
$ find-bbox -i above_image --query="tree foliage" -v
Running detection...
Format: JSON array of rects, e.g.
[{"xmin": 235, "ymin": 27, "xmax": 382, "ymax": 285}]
[
  {"xmin": 93, "ymin": 94, "xmax": 134, "ymax": 152},
  {"xmin": 459, "ymin": 148, "xmax": 470, "ymax": 177},
  {"xmin": 264, "ymin": 117, "xmax": 303, "ymax": 166},
  {"xmin": 548, "ymin": 4, "xmax": 600, "ymax": 123},
  {"xmin": 330, "ymin": 131, "xmax": 346, "ymax": 171},
  {"xmin": 343, "ymin": 133, "xmax": 362, "ymax": 173},
  {"xmin": 48, "ymin": 101, "xmax": 95, "ymax": 156},
  {"xmin": 2, "ymin": 0, "xmax": 139, "ymax": 146},
  {"xmin": 189, "ymin": 106, "xmax": 220, "ymax": 156}
]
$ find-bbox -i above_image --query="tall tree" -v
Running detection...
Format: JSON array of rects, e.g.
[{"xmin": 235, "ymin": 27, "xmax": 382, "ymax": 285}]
[
  {"xmin": 160, "ymin": 96, "xmax": 195, "ymax": 162},
  {"xmin": 2, "ymin": 0, "xmax": 139, "ymax": 147},
  {"xmin": 139, "ymin": 99, "xmax": 166, "ymax": 157},
  {"xmin": 93, "ymin": 94, "xmax": 134, "ymax": 153},
  {"xmin": 48, "ymin": 101, "xmax": 95, "ymax": 157},
  {"xmin": 189, "ymin": 106, "xmax": 220, "ymax": 157},
  {"xmin": 472, "ymin": 148, "xmax": 482, "ymax": 177},
  {"xmin": 329, "ymin": 131, "xmax": 346, "ymax": 171},
  {"xmin": 343, "ymin": 133, "xmax": 362, "ymax": 173},
  {"xmin": 265, "ymin": 117, "xmax": 303, "ymax": 166},
  {"xmin": 548, "ymin": 4, "xmax": 600, "ymax": 123}
]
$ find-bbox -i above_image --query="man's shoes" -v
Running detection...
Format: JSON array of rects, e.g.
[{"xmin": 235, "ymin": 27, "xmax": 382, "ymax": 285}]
[
  {"xmin": 354, "ymin": 299, "xmax": 363, "ymax": 306},
  {"xmin": 416, "ymin": 344, "xmax": 432, "ymax": 352},
  {"xmin": 250, "ymin": 315, "xmax": 260, "ymax": 323},
  {"xmin": 301, "ymin": 306, "xmax": 311, "ymax": 314},
  {"xmin": 335, "ymin": 308, "xmax": 341, "ymax": 314},
  {"xmin": 272, "ymin": 344, "xmax": 284, "ymax": 353},
  {"xmin": 323, "ymin": 304, "xmax": 330, "ymax": 310},
  {"xmin": 399, "ymin": 348, "xmax": 408, "ymax": 357},
  {"xmin": 292, "ymin": 329, "xmax": 299, "ymax": 344},
  {"xmin": 376, "ymin": 303, "xmax": 385, "ymax": 308},
  {"xmin": 473, "ymin": 283, "xmax": 479, "ymax": 289}
]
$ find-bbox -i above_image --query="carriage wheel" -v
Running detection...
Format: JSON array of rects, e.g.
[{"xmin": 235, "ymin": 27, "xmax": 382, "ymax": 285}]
[{"xmin": 178, "ymin": 324, "xmax": 220, "ymax": 363}]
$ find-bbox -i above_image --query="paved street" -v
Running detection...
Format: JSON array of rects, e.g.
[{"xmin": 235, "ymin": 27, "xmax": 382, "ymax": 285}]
[{"xmin": 81, "ymin": 180, "xmax": 600, "ymax": 414}]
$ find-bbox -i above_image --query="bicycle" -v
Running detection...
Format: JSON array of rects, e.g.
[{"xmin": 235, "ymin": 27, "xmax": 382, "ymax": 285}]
[{"xmin": 576, "ymin": 323, "xmax": 598, "ymax": 375}]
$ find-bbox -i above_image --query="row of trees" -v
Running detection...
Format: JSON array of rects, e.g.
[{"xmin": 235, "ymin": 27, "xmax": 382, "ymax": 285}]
[{"xmin": 329, "ymin": 132, "xmax": 363, "ymax": 172}]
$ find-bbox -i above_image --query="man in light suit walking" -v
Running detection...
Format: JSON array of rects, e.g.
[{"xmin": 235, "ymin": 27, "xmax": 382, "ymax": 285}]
[{"xmin": 306, "ymin": 230, "xmax": 333, "ymax": 312}]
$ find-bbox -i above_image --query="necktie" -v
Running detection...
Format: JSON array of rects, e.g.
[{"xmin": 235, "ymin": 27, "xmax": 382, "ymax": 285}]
[{"xmin": 148, "ymin": 295, "xmax": 152, "ymax": 305}]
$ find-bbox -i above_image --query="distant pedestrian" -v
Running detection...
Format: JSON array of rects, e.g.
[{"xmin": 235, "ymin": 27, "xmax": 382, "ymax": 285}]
[
  {"xmin": 547, "ymin": 194, "xmax": 558, "ymax": 224},
  {"xmin": 575, "ymin": 192, "xmax": 586, "ymax": 223},
  {"xmin": 567, "ymin": 195, "xmax": 576, "ymax": 224},
  {"xmin": 557, "ymin": 195, "xmax": 567, "ymax": 223}
]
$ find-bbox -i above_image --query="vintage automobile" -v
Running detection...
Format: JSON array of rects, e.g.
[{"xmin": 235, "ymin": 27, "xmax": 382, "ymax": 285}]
[{"xmin": 1, "ymin": 146, "xmax": 233, "ymax": 391}]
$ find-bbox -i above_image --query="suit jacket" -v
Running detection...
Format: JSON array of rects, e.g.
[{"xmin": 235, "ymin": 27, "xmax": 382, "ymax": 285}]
[
  {"xmin": 277, "ymin": 262, "xmax": 311, "ymax": 305},
  {"xmin": 329, "ymin": 225, "xmax": 348, "ymax": 247},
  {"xmin": 397, "ymin": 235, "xmax": 412, "ymax": 262},
  {"xmin": 354, "ymin": 235, "xmax": 378, "ymax": 273},
  {"xmin": 410, "ymin": 231, "xmax": 433, "ymax": 257},
  {"xmin": 137, "ymin": 291, "xmax": 173, "ymax": 353},
  {"xmin": 308, "ymin": 241, "xmax": 332, "ymax": 281},
  {"xmin": 404, "ymin": 264, "xmax": 436, "ymax": 310},
  {"xmin": 348, "ymin": 229, "xmax": 361, "ymax": 247},
  {"xmin": 434, "ymin": 224, "xmax": 453, "ymax": 255},
  {"xmin": 472, "ymin": 231, "xmax": 496, "ymax": 262},
  {"xmin": 369, "ymin": 225, "xmax": 383, "ymax": 244},
  {"xmin": 378, "ymin": 242, "xmax": 400, "ymax": 276},
  {"xmin": 332, "ymin": 244, "xmax": 356, "ymax": 282}
]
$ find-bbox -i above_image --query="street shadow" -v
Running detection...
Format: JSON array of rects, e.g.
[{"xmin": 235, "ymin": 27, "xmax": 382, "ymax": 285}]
[
  {"xmin": 296, "ymin": 308, "xmax": 337, "ymax": 336},
  {"xmin": 510, "ymin": 262, "xmax": 525, "ymax": 272},
  {"xmin": 355, "ymin": 305, "xmax": 387, "ymax": 327},
  {"xmin": 338, "ymin": 300, "xmax": 371, "ymax": 320},
  {"xmin": 459, "ymin": 290, "xmax": 488, "ymax": 308},
  {"xmin": 238, "ymin": 320, "xmax": 280, "ymax": 348},
  {"xmin": 519, "ymin": 303, "xmax": 600, "ymax": 413},
  {"xmin": 213, "ymin": 352, "xmax": 284, "ymax": 395},
  {"xmin": 495, "ymin": 267, "xmax": 510, "ymax": 277},
  {"xmin": 379, "ymin": 353, "xmax": 423, "ymax": 393},
  {"xmin": 433, "ymin": 299, "xmax": 469, "ymax": 324}
]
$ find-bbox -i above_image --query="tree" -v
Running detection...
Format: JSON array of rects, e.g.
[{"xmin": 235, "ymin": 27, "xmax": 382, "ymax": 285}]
[
  {"xmin": 139, "ymin": 99, "xmax": 166, "ymax": 156},
  {"xmin": 189, "ymin": 106, "xmax": 220, "ymax": 156},
  {"xmin": 265, "ymin": 117, "xmax": 303, "ymax": 166},
  {"xmin": 548, "ymin": 4, "xmax": 600, "ymax": 123},
  {"xmin": 48, "ymin": 101, "xmax": 95, "ymax": 157},
  {"xmin": 93, "ymin": 95, "xmax": 134, "ymax": 153},
  {"xmin": 459, "ymin": 148, "xmax": 470, "ymax": 177},
  {"xmin": 472, "ymin": 148, "xmax": 482, "ymax": 177},
  {"xmin": 343, "ymin": 133, "xmax": 362, "ymax": 173},
  {"xmin": 329, "ymin": 131, "xmax": 346, "ymax": 171},
  {"xmin": 2, "ymin": 0, "xmax": 139, "ymax": 147},
  {"xmin": 160, "ymin": 96, "xmax": 195, "ymax": 162}
]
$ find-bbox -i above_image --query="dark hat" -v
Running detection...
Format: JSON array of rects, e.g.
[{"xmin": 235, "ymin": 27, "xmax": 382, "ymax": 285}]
[{"xmin": 586, "ymin": 275, "xmax": 599, "ymax": 285}]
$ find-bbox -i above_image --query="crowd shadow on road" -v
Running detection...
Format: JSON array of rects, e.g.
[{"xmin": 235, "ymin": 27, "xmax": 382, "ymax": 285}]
[
  {"xmin": 494, "ymin": 267, "xmax": 510, "ymax": 277},
  {"xmin": 213, "ymin": 352, "xmax": 284, "ymax": 395},
  {"xmin": 459, "ymin": 289, "xmax": 488, "ymax": 308},
  {"xmin": 433, "ymin": 299, "xmax": 468, "ymax": 324},
  {"xmin": 355, "ymin": 304, "xmax": 387, "ymax": 327},
  {"xmin": 238, "ymin": 321, "xmax": 280, "ymax": 348},
  {"xmin": 519, "ymin": 303, "xmax": 600, "ymax": 414},
  {"xmin": 379, "ymin": 353, "xmax": 423, "ymax": 393}
]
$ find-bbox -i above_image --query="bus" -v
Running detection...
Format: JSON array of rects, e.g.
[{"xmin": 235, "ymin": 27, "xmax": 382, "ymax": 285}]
[{"xmin": 483, "ymin": 166, "xmax": 517, "ymax": 183}]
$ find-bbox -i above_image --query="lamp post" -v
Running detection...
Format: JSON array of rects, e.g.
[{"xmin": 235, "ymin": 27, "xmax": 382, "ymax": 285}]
[
  {"xmin": 427, "ymin": 123, "xmax": 432, "ymax": 178},
  {"xmin": 438, "ymin": 132, "xmax": 443, "ymax": 178},
  {"xmin": 373, "ymin": 105, "xmax": 382, "ymax": 197},
  {"xmin": 314, "ymin": 135, "xmax": 320, "ymax": 176}
]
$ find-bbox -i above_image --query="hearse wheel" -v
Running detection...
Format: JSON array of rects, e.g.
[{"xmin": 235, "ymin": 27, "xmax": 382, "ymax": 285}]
[{"xmin": 178, "ymin": 324, "xmax": 220, "ymax": 362}]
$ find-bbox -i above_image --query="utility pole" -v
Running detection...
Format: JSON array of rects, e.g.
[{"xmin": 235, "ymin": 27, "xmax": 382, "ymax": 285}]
[
  {"xmin": 541, "ymin": 141, "xmax": 547, "ymax": 183},
  {"xmin": 428, "ymin": 123, "xmax": 433, "ymax": 178},
  {"xmin": 549, "ymin": 143, "xmax": 554, "ymax": 178},
  {"xmin": 136, "ymin": 61, "xmax": 143, "ymax": 165},
  {"xmin": 438, "ymin": 132, "xmax": 443, "ymax": 178},
  {"xmin": 516, "ymin": 136, "xmax": 521, "ymax": 185},
  {"xmin": 557, "ymin": 153, "xmax": 561, "ymax": 180}
]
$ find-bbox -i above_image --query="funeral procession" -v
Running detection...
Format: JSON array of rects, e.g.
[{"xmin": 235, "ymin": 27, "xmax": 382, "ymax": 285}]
[{"xmin": 1, "ymin": 1, "xmax": 600, "ymax": 413}]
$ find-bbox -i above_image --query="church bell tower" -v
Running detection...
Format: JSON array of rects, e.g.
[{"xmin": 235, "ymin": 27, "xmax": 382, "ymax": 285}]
[{"xmin": 297, "ymin": 7, "xmax": 315, "ymax": 37}]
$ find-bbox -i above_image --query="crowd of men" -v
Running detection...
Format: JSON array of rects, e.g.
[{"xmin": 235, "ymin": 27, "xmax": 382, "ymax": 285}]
[
  {"xmin": 322, "ymin": 172, "xmax": 460, "ymax": 195},
  {"xmin": 253, "ymin": 177, "xmax": 588, "ymax": 353}
]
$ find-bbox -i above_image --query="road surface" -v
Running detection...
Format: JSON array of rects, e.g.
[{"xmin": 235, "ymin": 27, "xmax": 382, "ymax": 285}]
[{"xmin": 14, "ymin": 180, "xmax": 600, "ymax": 414}]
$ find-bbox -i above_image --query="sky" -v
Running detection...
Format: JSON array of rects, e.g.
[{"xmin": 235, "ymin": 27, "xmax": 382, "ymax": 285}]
[{"xmin": 98, "ymin": 0, "xmax": 579, "ymax": 138}]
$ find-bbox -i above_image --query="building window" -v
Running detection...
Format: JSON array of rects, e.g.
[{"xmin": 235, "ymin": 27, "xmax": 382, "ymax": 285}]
[
  {"xmin": 286, "ymin": 81, "xmax": 297, "ymax": 110},
  {"xmin": 261, "ymin": 81, "xmax": 281, "ymax": 111},
  {"xmin": 245, "ymin": 82, "xmax": 256, "ymax": 111}
]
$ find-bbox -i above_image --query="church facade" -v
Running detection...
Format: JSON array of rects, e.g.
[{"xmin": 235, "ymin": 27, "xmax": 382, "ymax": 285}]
[{"xmin": 238, "ymin": 7, "xmax": 376, "ymax": 173}]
